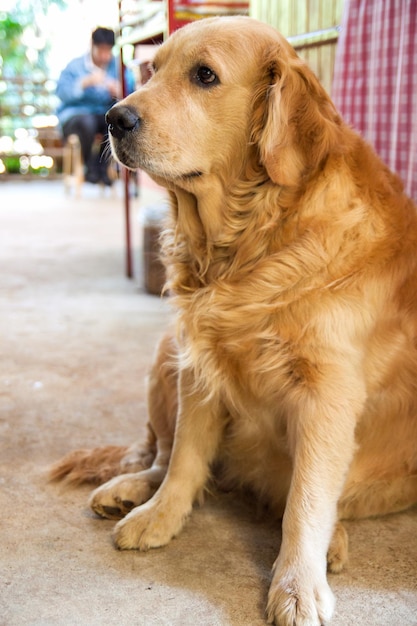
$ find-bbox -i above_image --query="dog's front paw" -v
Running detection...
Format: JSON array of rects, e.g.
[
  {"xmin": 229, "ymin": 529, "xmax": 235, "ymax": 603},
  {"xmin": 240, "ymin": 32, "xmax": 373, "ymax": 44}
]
[
  {"xmin": 266, "ymin": 566, "xmax": 335, "ymax": 626},
  {"xmin": 112, "ymin": 495, "xmax": 191, "ymax": 550},
  {"xmin": 89, "ymin": 473, "xmax": 156, "ymax": 520}
]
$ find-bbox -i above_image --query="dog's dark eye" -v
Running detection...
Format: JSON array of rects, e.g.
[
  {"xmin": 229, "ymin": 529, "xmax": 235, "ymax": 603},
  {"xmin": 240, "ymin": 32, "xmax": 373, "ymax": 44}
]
[{"xmin": 194, "ymin": 66, "xmax": 219, "ymax": 87}]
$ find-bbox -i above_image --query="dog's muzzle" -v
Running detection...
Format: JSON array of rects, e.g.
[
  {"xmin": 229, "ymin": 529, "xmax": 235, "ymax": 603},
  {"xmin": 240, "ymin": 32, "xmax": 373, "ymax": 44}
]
[{"xmin": 106, "ymin": 105, "xmax": 140, "ymax": 140}]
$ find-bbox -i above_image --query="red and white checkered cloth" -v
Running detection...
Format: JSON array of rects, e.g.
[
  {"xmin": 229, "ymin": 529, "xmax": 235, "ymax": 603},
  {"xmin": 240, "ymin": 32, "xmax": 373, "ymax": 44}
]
[{"xmin": 332, "ymin": 0, "xmax": 417, "ymax": 201}]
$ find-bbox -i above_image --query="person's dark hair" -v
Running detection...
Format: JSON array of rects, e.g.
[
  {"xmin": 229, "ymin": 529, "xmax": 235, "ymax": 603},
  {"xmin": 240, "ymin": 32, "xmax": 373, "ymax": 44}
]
[{"xmin": 92, "ymin": 27, "xmax": 115, "ymax": 47}]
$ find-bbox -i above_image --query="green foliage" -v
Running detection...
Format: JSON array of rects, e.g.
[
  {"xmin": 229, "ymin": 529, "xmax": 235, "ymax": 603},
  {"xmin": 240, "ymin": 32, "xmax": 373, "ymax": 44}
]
[
  {"xmin": 0, "ymin": 2, "xmax": 67, "ymax": 147},
  {"xmin": 0, "ymin": 14, "xmax": 25, "ymax": 74},
  {"xmin": 0, "ymin": 0, "xmax": 67, "ymax": 77}
]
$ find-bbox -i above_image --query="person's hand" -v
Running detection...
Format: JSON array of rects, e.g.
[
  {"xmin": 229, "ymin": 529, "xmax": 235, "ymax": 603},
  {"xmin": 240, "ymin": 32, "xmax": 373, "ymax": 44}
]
[
  {"xmin": 81, "ymin": 72, "xmax": 122, "ymax": 98},
  {"xmin": 82, "ymin": 70, "xmax": 107, "ymax": 89}
]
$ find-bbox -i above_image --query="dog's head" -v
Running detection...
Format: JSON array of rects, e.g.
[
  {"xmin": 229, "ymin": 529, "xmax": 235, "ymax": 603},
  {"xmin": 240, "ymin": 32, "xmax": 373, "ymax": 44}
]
[{"xmin": 107, "ymin": 16, "xmax": 343, "ymax": 191}]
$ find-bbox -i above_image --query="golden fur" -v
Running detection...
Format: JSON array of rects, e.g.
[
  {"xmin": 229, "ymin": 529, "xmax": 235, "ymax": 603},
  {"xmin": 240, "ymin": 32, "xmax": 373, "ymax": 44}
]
[{"xmin": 50, "ymin": 17, "xmax": 417, "ymax": 626}]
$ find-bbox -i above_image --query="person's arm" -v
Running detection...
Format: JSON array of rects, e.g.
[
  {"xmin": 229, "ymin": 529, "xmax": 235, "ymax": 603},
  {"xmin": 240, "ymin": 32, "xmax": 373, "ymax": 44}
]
[
  {"xmin": 56, "ymin": 58, "xmax": 87, "ymax": 103},
  {"xmin": 57, "ymin": 57, "xmax": 116, "ymax": 104}
]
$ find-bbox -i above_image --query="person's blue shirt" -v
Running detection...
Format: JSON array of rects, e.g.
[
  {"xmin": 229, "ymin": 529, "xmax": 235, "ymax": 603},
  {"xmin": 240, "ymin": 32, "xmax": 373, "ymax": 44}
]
[{"xmin": 56, "ymin": 52, "xmax": 135, "ymax": 128}]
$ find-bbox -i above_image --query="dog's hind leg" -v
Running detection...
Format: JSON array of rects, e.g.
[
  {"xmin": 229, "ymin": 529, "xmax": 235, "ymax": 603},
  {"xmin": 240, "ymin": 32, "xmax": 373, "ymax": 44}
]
[
  {"xmin": 48, "ymin": 332, "xmax": 179, "ymax": 491},
  {"xmin": 339, "ymin": 473, "xmax": 417, "ymax": 520},
  {"xmin": 327, "ymin": 521, "xmax": 349, "ymax": 573}
]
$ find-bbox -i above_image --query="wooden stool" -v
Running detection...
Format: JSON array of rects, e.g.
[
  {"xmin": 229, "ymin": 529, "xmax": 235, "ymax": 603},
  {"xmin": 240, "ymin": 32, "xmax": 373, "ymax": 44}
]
[{"xmin": 63, "ymin": 134, "xmax": 83, "ymax": 196}]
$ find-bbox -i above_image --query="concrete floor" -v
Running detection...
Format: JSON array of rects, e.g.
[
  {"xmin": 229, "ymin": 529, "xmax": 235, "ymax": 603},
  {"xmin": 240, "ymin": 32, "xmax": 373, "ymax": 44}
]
[{"xmin": 1, "ymin": 178, "xmax": 416, "ymax": 626}]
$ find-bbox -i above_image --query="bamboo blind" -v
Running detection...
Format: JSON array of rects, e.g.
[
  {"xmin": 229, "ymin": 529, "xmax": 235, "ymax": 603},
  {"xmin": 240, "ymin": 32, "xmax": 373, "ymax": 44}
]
[{"xmin": 250, "ymin": 0, "xmax": 343, "ymax": 93}]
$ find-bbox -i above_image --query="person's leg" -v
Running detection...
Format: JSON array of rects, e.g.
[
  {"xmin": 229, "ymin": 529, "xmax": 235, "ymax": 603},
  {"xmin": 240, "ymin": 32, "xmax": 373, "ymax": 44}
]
[{"xmin": 62, "ymin": 114, "xmax": 102, "ymax": 183}]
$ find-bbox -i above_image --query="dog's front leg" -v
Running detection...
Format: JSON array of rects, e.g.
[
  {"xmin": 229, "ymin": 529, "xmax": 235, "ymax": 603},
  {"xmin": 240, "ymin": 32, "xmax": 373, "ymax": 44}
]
[
  {"xmin": 112, "ymin": 366, "xmax": 225, "ymax": 550},
  {"xmin": 267, "ymin": 375, "xmax": 363, "ymax": 626}
]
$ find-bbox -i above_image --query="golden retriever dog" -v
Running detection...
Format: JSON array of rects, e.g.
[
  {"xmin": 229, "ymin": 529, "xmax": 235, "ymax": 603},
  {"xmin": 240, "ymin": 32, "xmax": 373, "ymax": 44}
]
[{"xmin": 50, "ymin": 16, "xmax": 417, "ymax": 626}]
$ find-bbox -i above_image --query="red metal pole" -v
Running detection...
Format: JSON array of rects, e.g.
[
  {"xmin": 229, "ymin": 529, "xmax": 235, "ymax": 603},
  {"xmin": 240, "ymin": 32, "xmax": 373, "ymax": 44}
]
[
  {"xmin": 122, "ymin": 165, "xmax": 133, "ymax": 278},
  {"xmin": 118, "ymin": 2, "xmax": 133, "ymax": 279}
]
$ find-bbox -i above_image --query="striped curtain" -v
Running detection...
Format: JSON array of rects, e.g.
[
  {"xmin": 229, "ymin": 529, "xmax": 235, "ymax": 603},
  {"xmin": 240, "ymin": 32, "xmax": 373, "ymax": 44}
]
[{"xmin": 332, "ymin": 0, "xmax": 417, "ymax": 201}]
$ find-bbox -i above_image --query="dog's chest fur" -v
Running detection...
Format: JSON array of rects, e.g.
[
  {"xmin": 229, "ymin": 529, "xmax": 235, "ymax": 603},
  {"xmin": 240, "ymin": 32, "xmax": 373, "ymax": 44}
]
[{"xmin": 179, "ymin": 268, "xmax": 323, "ymax": 411}]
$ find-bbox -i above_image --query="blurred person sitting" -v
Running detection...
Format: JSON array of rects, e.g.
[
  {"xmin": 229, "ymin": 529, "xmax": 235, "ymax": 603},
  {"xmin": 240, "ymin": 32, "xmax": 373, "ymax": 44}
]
[{"xmin": 56, "ymin": 27, "xmax": 135, "ymax": 185}]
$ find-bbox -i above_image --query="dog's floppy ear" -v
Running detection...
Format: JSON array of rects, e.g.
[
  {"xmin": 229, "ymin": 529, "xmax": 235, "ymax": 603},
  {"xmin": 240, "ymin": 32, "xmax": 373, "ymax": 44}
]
[{"xmin": 252, "ymin": 45, "xmax": 343, "ymax": 187}]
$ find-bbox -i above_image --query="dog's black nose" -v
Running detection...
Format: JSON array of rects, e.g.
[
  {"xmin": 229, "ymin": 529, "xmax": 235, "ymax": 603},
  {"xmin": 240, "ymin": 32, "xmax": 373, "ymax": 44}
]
[{"xmin": 106, "ymin": 105, "xmax": 140, "ymax": 139}]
